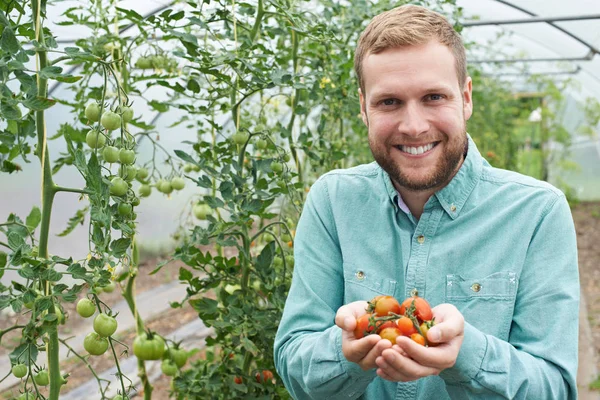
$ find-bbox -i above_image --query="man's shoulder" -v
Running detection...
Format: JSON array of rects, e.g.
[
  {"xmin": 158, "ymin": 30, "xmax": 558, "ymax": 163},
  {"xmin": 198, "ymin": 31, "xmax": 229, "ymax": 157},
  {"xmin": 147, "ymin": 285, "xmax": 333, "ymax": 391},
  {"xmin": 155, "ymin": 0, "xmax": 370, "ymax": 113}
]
[
  {"xmin": 309, "ymin": 162, "xmax": 386, "ymax": 200},
  {"xmin": 319, "ymin": 162, "xmax": 380, "ymax": 179},
  {"xmin": 480, "ymin": 163, "xmax": 564, "ymax": 199}
]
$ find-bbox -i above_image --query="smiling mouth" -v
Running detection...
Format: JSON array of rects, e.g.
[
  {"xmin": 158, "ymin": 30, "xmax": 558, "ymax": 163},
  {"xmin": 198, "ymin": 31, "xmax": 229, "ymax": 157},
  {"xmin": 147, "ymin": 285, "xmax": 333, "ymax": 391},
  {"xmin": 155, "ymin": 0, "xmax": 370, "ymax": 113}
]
[{"xmin": 396, "ymin": 142, "xmax": 440, "ymax": 155}]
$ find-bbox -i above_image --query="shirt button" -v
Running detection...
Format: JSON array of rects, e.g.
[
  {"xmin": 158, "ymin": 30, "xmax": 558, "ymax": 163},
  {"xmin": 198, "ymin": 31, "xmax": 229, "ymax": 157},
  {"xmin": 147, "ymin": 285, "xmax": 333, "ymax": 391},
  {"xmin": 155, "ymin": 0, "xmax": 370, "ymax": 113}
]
[
  {"xmin": 410, "ymin": 288, "xmax": 419, "ymax": 297},
  {"xmin": 471, "ymin": 283, "xmax": 482, "ymax": 292},
  {"xmin": 450, "ymin": 204, "xmax": 457, "ymax": 212},
  {"xmin": 355, "ymin": 271, "xmax": 365, "ymax": 281},
  {"xmin": 417, "ymin": 235, "xmax": 425, "ymax": 244}
]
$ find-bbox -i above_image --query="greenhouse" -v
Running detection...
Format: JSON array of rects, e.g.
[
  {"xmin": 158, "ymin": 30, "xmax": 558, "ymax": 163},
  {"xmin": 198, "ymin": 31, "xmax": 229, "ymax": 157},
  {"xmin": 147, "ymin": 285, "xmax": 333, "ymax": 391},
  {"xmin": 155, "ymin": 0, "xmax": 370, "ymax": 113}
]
[{"xmin": 0, "ymin": 0, "xmax": 599, "ymax": 399}]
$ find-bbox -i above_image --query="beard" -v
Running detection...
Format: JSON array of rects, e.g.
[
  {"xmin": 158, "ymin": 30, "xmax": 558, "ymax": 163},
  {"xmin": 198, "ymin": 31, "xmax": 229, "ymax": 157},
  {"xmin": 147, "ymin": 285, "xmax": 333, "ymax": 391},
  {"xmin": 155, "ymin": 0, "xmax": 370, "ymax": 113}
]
[{"xmin": 369, "ymin": 127, "xmax": 468, "ymax": 192}]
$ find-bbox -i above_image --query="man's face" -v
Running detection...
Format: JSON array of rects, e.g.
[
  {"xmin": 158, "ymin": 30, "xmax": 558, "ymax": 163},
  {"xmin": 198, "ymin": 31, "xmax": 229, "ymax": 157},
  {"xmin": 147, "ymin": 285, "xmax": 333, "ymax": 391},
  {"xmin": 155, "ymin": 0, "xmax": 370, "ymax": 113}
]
[{"xmin": 359, "ymin": 40, "xmax": 473, "ymax": 192}]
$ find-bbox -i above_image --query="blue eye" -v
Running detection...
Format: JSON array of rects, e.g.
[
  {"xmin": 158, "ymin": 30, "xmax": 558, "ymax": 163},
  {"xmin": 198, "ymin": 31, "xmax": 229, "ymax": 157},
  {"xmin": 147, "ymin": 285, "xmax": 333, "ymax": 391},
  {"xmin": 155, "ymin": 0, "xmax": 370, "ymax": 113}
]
[
  {"xmin": 382, "ymin": 99, "xmax": 396, "ymax": 106},
  {"xmin": 429, "ymin": 94, "xmax": 443, "ymax": 101}
]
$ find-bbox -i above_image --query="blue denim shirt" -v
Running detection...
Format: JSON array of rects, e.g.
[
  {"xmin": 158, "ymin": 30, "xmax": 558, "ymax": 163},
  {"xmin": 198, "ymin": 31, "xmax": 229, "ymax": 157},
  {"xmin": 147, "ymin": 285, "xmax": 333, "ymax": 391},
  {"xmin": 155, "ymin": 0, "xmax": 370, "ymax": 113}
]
[{"xmin": 274, "ymin": 136, "xmax": 579, "ymax": 399}]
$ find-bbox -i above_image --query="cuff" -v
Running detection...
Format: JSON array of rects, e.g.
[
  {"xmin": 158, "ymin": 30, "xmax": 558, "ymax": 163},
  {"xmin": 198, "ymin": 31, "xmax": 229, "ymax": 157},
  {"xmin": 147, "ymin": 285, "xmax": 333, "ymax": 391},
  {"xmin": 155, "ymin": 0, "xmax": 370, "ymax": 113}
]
[
  {"xmin": 440, "ymin": 321, "xmax": 487, "ymax": 384},
  {"xmin": 334, "ymin": 326, "xmax": 378, "ymax": 381}
]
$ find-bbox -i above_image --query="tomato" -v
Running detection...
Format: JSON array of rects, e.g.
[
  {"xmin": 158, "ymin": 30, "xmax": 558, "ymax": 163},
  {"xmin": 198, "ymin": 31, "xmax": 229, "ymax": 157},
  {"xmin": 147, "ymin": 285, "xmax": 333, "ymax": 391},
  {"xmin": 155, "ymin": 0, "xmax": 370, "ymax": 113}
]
[
  {"xmin": 131, "ymin": 196, "xmax": 140, "ymax": 206},
  {"xmin": 119, "ymin": 149, "xmax": 136, "ymax": 165},
  {"xmin": 281, "ymin": 233, "xmax": 292, "ymax": 242},
  {"xmin": 34, "ymin": 370, "xmax": 49, "ymax": 386},
  {"xmin": 379, "ymin": 327, "xmax": 402, "ymax": 344},
  {"xmin": 135, "ymin": 57, "xmax": 153, "ymax": 69},
  {"xmin": 161, "ymin": 360, "xmax": 178, "ymax": 377},
  {"xmin": 103, "ymin": 281, "xmax": 116, "ymax": 293},
  {"xmin": 139, "ymin": 184, "xmax": 152, "ymax": 197},
  {"xmin": 270, "ymin": 161, "xmax": 283, "ymax": 174},
  {"xmin": 168, "ymin": 348, "xmax": 188, "ymax": 368},
  {"xmin": 110, "ymin": 177, "xmax": 128, "ymax": 197},
  {"xmin": 400, "ymin": 296, "xmax": 433, "ymax": 322},
  {"xmin": 102, "ymin": 146, "xmax": 120, "ymax": 163},
  {"xmin": 232, "ymin": 132, "xmax": 249, "ymax": 145},
  {"xmin": 120, "ymin": 165, "xmax": 137, "ymax": 181},
  {"xmin": 101, "ymin": 111, "xmax": 121, "ymax": 130},
  {"xmin": 76, "ymin": 298, "xmax": 96, "ymax": 318},
  {"xmin": 17, "ymin": 392, "xmax": 33, "ymax": 400},
  {"xmin": 396, "ymin": 316, "xmax": 417, "ymax": 336},
  {"xmin": 119, "ymin": 106, "xmax": 134, "ymax": 123},
  {"xmin": 133, "ymin": 332, "xmax": 165, "ymax": 360},
  {"xmin": 374, "ymin": 296, "xmax": 401, "ymax": 317},
  {"xmin": 118, "ymin": 203, "xmax": 132, "ymax": 216},
  {"xmin": 233, "ymin": 376, "xmax": 243, "ymax": 385},
  {"xmin": 283, "ymin": 153, "xmax": 291, "ymax": 162},
  {"xmin": 93, "ymin": 313, "xmax": 118, "ymax": 337},
  {"xmin": 410, "ymin": 333, "xmax": 426, "ymax": 346},
  {"xmin": 193, "ymin": 203, "xmax": 212, "ymax": 220},
  {"xmin": 84, "ymin": 332, "xmax": 109, "ymax": 355},
  {"xmin": 183, "ymin": 164, "xmax": 193, "ymax": 173},
  {"xmin": 171, "ymin": 177, "xmax": 185, "ymax": 190},
  {"xmin": 284, "ymin": 255, "xmax": 294, "ymax": 267},
  {"xmin": 273, "ymin": 256, "xmax": 283, "ymax": 267},
  {"xmin": 112, "ymin": 396, "xmax": 124, "ymax": 400},
  {"xmin": 12, "ymin": 364, "xmax": 27, "ymax": 378},
  {"xmin": 136, "ymin": 167, "xmax": 149, "ymax": 181},
  {"xmin": 354, "ymin": 313, "xmax": 375, "ymax": 339},
  {"xmin": 85, "ymin": 102, "xmax": 102, "ymax": 122},
  {"xmin": 159, "ymin": 181, "xmax": 173, "ymax": 194},
  {"xmin": 255, "ymin": 369, "xmax": 274, "ymax": 383},
  {"xmin": 86, "ymin": 130, "xmax": 106, "ymax": 149},
  {"xmin": 256, "ymin": 138, "xmax": 268, "ymax": 150}
]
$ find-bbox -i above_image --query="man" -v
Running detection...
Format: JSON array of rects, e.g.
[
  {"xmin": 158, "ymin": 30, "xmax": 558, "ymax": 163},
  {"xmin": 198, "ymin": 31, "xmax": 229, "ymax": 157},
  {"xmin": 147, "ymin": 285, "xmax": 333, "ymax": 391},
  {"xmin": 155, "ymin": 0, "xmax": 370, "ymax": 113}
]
[{"xmin": 274, "ymin": 4, "xmax": 579, "ymax": 400}]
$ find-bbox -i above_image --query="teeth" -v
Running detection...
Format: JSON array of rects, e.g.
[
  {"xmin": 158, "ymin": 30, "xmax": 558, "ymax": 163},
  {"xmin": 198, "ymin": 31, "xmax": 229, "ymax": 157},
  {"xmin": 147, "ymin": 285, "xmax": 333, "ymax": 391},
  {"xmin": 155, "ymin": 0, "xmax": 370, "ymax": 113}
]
[{"xmin": 400, "ymin": 143, "xmax": 435, "ymax": 155}]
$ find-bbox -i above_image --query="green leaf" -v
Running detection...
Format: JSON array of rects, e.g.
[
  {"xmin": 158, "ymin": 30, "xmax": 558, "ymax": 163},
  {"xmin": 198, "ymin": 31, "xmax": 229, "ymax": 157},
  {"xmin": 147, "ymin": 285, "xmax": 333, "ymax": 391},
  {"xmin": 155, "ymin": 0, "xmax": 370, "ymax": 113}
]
[
  {"xmin": 174, "ymin": 150, "xmax": 197, "ymax": 165},
  {"xmin": 148, "ymin": 100, "xmax": 169, "ymax": 112},
  {"xmin": 22, "ymin": 96, "xmax": 56, "ymax": 111},
  {"xmin": 57, "ymin": 206, "xmax": 88, "ymax": 237},
  {"xmin": 179, "ymin": 267, "xmax": 193, "ymax": 282},
  {"xmin": 0, "ymin": 251, "xmax": 6, "ymax": 279},
  {"xmin": 110, "ymin": 238, "xmax": 131, "ymax": 257},
  {"xmin": 67, "ymin": 263, "xmax": 92, "ymax": 282},
  {"xmin": 1, "ymin": 101, "xmax": 22, "ymax": 120},
  {"xmin": 18, "ymin": 265, "xmax": 36, "ymax": 280},
  {"xmin": 10, "ymin": 343, "xmax": 38, "ymax": 366},
  {"xmin": 41, "ymin": 269, "xmax": 62, "ymax": 282},
  {"xmin": 256, "ymin": 241, "xmax": 275, "ymax": 270},
  {"xmin": 25, "ymin": 206, "xmax": 41, "ymax": 231},
  {"xmin": 1, "ymin": 27, "xmax": 19, "ymax": 54},
  {"xmin": 7, "ymin": 231, "xmax": 25, "ymax": 250}
]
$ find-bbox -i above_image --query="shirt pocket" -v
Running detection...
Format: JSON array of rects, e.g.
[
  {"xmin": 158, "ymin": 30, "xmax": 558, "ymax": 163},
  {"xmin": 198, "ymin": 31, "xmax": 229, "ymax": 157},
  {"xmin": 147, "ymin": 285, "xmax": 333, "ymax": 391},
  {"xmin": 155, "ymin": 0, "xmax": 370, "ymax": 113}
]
[
  {"xmin": 445, "ymin": 271, "xmax": 518, "ymax": 340},
  {"xmin": 343, "ymin": 264, "xmax": 397, "ymax": 304}
]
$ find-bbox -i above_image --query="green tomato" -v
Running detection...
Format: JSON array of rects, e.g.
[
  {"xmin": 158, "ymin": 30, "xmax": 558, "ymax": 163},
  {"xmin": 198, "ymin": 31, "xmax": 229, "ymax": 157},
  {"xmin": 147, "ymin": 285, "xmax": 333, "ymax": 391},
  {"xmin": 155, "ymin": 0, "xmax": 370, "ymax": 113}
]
[
  {"xmin": 285, "ymin": 255, "xmax": 295, "ymax": 267},
  {"xmin": 102, "ymin": 146, "xmax": 120, "ymax": 163},
  {"xmin": 136, "ymin": 167, "xmax": 149, "ymax": 181},
  {"xmin": 171, "ymin": 177, "xmax": 185, "ymax": 191},
  {"xmin": 119, "ymin": 106, "xmax": 134, "ymax": 123},
  {"xmin": 131, "ymin": 197, "xmax": 140, "ymax": 207},
  {"xmin": 85, "ymin": 102, "xmax": 102, "ymax": 122},
  {"xmin": 270, "ymin": 161, "xmax": 283, "ymax": 174},
  {"xmin": 17, "ymin": 392, "xmax": 34, "ymax": 400},
  {"xmin": 103, "ymin": 281, "xmax": 116, "ymax": 293},
  {"xmin": 112, "ymin": 396, "xmax": 124, "ymax": 400},
  {"xmin": 119, "ymin": 149, "xmax": 136, "ymax": 165},
  {"xmin": 120, "ymin": 165, "xmax": 137, "ymax": 181},
  {"xmin": 93, "ymin": 313, "xmax": 118, "ymax": 337},
  {"xmin": 161, "ymin": 359, "xmax": 178, "ymax": 377},
  {"xmin": 191, "ymin": 164, "xmax": 200, "ymax": 172},
  {"xmin": 183, "ymin": 164, "xmax": 193, "ymax": 173},
  {"xmin": 133, "ymin": 333, "xmax": 165, "ymax": 360},
  {"xmin": 281, "ymin": 233, "xmax": 292, "ymax": 243},
  {"xmin": 273, "ymin": 256, "xmax": 283, "ymax": 267},
  {"xmin": 168, "ymin": 348, "xmax": 188, "ymax": 368},
  {"xmin": 118, "ymin": 203, "xmax": 132, "ymax": 216},
  {"xmin": 34, "ymin": 370, "xmax": 49, "ymax": 386},
  {"xmin": 135, "ymin": 57, "xmax": 152, "ymax": 69},
  {"xmin": 11, "ymin": 364, "xmax": 27, "ymax": 379},
  {"xmin": 139, "ymin": 184, "xmax": 152, "ymax": 197},
  {"xmin": 256, "ymin": 138, "xmax": 268, "ymax": 150},
  {"xmin": 193, "ymin": 203, "xmax": 212, "ymax": 220},
  {"xmin": 83, "ymin": 332, "xmax": 109, "ymax": 356},
  {"xmin": 86, "ymin": 130, "xmax": 106, "ymax": 149},
  {"xmin": 76, "ymin": 298, "xmax": 96, "ymax": 318},
  {"xmin": 101, "ymin": 111, "xmax": 121, "ymax": 131},
  {"xmin": 110, "ymin": 177, "xmax": 128, "ymax": 197},
  {"xmin": 231, "ymin": 132, "xmax": 249, "ymax": 145},
  {"xmin": 159, "ymin": 181, "xmax": 173, "ymax": 194},
  {"xmin": 283, "ymin": 152, "xmax": 291, "ymax": 162}
]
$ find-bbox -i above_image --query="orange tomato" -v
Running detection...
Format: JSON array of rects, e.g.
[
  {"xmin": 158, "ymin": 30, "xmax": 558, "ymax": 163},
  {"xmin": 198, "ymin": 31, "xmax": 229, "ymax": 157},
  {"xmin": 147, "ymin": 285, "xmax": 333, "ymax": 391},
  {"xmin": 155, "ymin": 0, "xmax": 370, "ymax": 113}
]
[
  {"xmin": 410, "ymin": 333, "xmax": 426, "ymax": 346},
  {"xmin": 396, "ymin": 316, "xmax": 417, "ymax": 336}
]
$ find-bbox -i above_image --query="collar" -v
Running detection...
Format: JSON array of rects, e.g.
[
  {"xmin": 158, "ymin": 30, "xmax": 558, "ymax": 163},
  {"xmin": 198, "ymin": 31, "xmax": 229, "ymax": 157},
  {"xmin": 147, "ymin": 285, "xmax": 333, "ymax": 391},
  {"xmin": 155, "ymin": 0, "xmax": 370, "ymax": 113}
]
[{"xmin": 381, "ymin": 134, "xmax": 484, "ymax": 219}]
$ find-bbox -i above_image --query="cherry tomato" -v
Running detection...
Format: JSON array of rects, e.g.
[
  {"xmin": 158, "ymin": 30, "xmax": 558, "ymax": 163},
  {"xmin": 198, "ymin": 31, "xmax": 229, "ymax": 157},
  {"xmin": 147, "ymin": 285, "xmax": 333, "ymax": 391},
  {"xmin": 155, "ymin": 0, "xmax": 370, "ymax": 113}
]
[
  {"xmin": 119, "ymin": 149, "xmax": 136, "ymax": 165},
  {"xmin": 120, "ymin": 165, "xmax": 137, "ymax": 181},
  {"xmin": 159, "ymin": 181, "xmax": 173, "ymax": 194},
  {"xmin": 400, "ymin": 296, "xmax": 433, "ymax": 322},
  {"xmin": 110, "ymin": 177, "xmax": 128, "ymax": 197},
  {"xmin": 85, "ymin": 102, "xmax": 102, "ymax": 122},
  {"xmin": 133, "ymin": 332, "xmax": 165, "ymax": 360},
  {"xmin": 84, "ymin": 332, "xmax": 109, "ymax": 355},
  {"xmin": 93, "ymin": 313, "xmax": 118, "ymax": 337},
  {"xmin": 270, "ymin": 161, "xmax": 283, "ymax": 174},
  {"xmin": 193, "ymin": 203, "xmax": 212, "ymax": 220},
  {"xmin": 168, "ymin": 347, "xmax": 188, "ymax": 368},
  {"xmin": 86, "ymin": 130, "xmax": 106, "ymax": 149},
  {"xmin": 136, "ymin": 57, "xmax": 153, "ymax": 69},
  {"xmin": 118, "ymin": 203, "xmax": 132, "ymax": 216},
  {"xmin": 33, "ymin": 370, "xmax": 49, "ymax": 386},
  {"xmin": 410, "ymin": 333, "xmax": 426, "ymax": 346},
  {"xmin": 161, "ymin": 359, "xmax": 178, "ymax": 376},
  {"xmin": 396, "ymin": 316, "xmax": 417, "ymax": 336},
  {"xmin": 256, "ymin": 138, "xmax": 268, "ymax": 149},
  {"xmin": 76, "ymin": 298, "xmax": 96, "ymax": 318},
  {"xmin": 379, "ymin": 327, "xmax": 402, "ymax": 344},
  {"xmin": 375, "ymin": 320, "xmax": 396, "ymax": 334},
  {"xmin": 12, "ymin": 364, "xmax": 27, "ymax": 378},
  {"xmin": 136, "ymin": 167, "xmax": 149, "ymax": 181},
  {"xmin": 102, "ymin": 146, "xmax": 120, "ymax": 163},
  {"xmin": 354, "ymin": 313, "xmax": 374, "ymax": 339},
  {"xmin": 139, "ymin": 184, "xmax": 152, "ymax": 197},
  {"xmin": 255, "ymin": 369, "xmax": 274, "ymax": 383},
  {"xmin": 374, "ymin": 296, "xmax": 401, "ymax": 317},
  {"xmin": 119, "ymin": 106, "xmax": 134, "ymax": 123},
  {"xmin": 232, "ymin": 132, "xmax": 249, "ymax": 145},
  {"xmin": 284, "ymin": 255, "xmax": 294, "ymax": 267},
  {"xmin": 234, "ymin": 376, "xmax": 243, "ymax": 384},
  {"xmin": 171, "ymin": 177, "xmax": 185, "ymax": 190},
  {"xmin": 101, "ymin": 111, "xmax": 121, "ymax": 130},
  {"xmin": 103, "ymin": 281, "xmax": 116, "ymax": 293}
]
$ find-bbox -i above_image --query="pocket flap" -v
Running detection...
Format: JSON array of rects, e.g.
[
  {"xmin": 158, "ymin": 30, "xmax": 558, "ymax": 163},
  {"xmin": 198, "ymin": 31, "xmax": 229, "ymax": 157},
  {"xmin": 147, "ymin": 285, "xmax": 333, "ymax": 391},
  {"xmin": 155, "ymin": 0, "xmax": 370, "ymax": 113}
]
[{"xmin": 446, "ymin": 271, "xmax": 517, "ymax": 300}]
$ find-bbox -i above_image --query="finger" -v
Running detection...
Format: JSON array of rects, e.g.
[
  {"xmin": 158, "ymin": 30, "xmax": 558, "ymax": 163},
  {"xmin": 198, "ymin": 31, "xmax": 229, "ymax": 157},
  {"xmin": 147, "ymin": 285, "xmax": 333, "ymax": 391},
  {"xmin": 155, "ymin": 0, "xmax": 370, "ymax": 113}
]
[
  {"xmin": 375, "ymin": 352, "xmax": 418, "ymax": 382},
  {"xmin": 391, "ymin": 344, "xmax": 408, "ymax": 358},
  {"xmin": 395, "ymin": 336, "xmax": 457, "ymax": 370},
  {"xmin": 376, "ymin": 368, "xmax": 397, "ymax": 382},
  {"xmin": 343, "ymin": 334, "xmax": 381, "ymax": 363},
  {"xmin": 380, "ymin": 347, "xmax": 439, "ymax": 379},
  {"xmin": 358, "ymin": 337, "xmax": 392, "ymax": 368},
  {"xmin": 429, "ymin": 304, "xmax": 464, "ymax": 344},
  {"xmin": 335, "ymin": 301, "xmax": 369, "ymax": 331}
]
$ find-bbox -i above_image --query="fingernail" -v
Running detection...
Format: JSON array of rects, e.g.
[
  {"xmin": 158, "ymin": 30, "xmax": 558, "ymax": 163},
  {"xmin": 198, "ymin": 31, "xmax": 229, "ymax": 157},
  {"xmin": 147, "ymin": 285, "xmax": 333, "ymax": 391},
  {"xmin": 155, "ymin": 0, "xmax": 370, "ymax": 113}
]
[{"xmin": 429, "ymin": 328, "xmax": 441, "ymax": 342}]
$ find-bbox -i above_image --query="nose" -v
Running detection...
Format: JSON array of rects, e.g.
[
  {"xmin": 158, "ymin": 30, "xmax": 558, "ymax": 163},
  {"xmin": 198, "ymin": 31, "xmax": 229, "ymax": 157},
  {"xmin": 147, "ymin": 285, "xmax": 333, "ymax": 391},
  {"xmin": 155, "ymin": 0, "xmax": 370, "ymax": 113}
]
[{"xmin": 397, "ymin": 102, "xmax": 430, "ymax": 137}]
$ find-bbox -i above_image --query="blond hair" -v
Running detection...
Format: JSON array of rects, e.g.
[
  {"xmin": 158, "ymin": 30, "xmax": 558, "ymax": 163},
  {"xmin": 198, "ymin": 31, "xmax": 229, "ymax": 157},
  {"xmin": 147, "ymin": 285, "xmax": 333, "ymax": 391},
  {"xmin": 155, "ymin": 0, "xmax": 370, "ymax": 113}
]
[{"xmin": 354, "ymin": 4, "xmax": 467, "ymax": 94}]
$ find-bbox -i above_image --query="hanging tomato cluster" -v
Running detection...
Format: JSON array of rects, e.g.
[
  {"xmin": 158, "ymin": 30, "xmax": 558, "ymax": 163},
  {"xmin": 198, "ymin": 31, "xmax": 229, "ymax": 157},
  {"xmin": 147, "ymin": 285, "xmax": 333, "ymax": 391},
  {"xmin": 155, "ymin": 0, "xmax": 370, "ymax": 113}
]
[{"xmin": 354, "ymin": 295, "xmax": 436, "ymax": 346}]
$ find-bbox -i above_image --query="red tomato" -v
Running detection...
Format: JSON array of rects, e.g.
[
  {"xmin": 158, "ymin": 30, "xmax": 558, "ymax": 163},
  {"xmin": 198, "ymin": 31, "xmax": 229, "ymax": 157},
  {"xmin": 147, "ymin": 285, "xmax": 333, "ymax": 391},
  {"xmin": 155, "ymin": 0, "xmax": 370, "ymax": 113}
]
[
  {"xmin": 234, "ymin": 376, "xmax": 242, "ymax": 384},
  {"xmin": 379, "ymin": 327, "xmax": 402, "ymax": 344},
  {"xmin": 396, "ymin": 316, "xmax": 417, "ymax": 336},
  {"xmin": 374, "ymin": 296, "xmax": 401, "ymax": 317},
  {"xmin": 354, "ymin": 313, "xmax": 375, "ymax": 339},
  {"xmin": 400, "ymin": 296, "xmax": 433, "ymax": 322},
  {"xmin": 375, "ymin": 320, "xmax": 396, "ymax": 334}
]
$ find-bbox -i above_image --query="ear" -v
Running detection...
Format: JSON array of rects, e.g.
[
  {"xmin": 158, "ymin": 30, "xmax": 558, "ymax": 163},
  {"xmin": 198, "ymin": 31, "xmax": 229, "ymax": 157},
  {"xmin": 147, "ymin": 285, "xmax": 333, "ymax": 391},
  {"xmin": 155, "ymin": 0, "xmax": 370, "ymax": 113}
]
[
  {"xmin": 462, "ymin": 76, "xmax": 473, "ymax": 121},
  {"xmin": 358, "ymin": 88, "xmax": 369, "ymax": 127}
]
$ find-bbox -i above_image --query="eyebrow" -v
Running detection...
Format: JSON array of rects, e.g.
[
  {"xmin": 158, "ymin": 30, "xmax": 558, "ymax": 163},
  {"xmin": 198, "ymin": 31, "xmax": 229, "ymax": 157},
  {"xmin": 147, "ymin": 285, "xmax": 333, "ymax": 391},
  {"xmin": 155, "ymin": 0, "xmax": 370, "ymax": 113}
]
[{"xmin": 370, "ymin": 86, "xmax": 454, "ymax": 100}]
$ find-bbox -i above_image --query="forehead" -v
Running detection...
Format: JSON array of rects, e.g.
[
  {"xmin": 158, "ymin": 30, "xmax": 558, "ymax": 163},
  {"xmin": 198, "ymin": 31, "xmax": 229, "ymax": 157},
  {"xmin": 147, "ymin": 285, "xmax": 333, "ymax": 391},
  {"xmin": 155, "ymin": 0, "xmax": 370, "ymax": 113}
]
[{"xmin": 362, "ymin": 41, "xmax": 459, "ymax": 95}]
